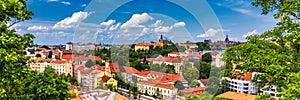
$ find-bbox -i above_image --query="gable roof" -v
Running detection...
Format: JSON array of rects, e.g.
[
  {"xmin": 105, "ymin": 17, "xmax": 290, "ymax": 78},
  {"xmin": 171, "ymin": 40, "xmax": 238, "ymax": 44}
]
[{"xmin": 101, "ymin": 75, "xmax": 111, "ymax": 83}]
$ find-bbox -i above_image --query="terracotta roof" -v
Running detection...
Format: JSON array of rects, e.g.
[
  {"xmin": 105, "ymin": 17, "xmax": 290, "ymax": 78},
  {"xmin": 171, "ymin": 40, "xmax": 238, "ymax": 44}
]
[
  {"xmin": 210, "ymin": 52, "xmax": 218, "ymax": 57},
  {"xmin": 110, "ymin": 63, "xmax": 120, "ymax": 73},
  {"xmin": 153, "ymin": 56, "xmax": 181, "ymax": 63},
  {"xmin": 135, "ymin": 42, "xmax": 151, "ymax": 46},
  {"xmin": 245, "ymin": 72, "xmax": 252, "ymax": 81},
  {"xmin": 101, "ymin": 75, "xmax": 111, "ymax": 83},
  {"xmin": 62, "ymin": 55, "xmax": 72, "ymax": 61},
  {"xmin": 50, "ymin": 60, "xmax": 66, "ymax": 64},
  {"xmin": 216, "ymin": 92, "xmax": 258, "ymax": 100},
  {"xmin": 169, "ymin": 52, "xmax": 180, "ymax": 55},
  {"xmin": 63, "ymin": 50, "xmax": 73, "ymax": 54},
  {"xmin": 160, "ymin": 74, "xmax": 187, "ymax": 83},
  {"xmin": 75, "ymin": 66, "xmax": 85, "ymax": 72},
  {"xmin": 137, "ymin": 70, "xmax": 151, "ymax": 76},
  {"xmin": 139, "ymin": 79, "xmax": 174, "ymax": 89},
  {"xmin": 181, "ymin": 87, "xmax": 205, "ymax": 97},
  {"xmin": 124, "ymin": 66, "xmax": 140, "ymax": 74}
]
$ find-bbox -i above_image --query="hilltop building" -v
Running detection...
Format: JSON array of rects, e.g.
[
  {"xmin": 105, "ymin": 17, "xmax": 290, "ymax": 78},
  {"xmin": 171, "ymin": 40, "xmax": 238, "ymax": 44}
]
[{"xmin": 134, "ymin": 34, "xmax": 173, "ymax": 51}]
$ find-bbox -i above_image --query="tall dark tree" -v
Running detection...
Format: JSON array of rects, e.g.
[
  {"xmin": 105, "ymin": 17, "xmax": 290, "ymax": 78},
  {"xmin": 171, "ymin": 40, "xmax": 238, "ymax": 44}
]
[
  {"xmin": 202, "ymin": 53, "xmax": 212, "ymax": 63},
  {"xmin": 48, "ymin": 51, "xmax": 53, "ymax": 58}
]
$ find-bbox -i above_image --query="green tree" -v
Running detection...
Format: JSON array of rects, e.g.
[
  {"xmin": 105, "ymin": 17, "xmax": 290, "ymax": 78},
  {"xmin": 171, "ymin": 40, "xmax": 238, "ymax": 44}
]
[
  {"xmin": 85, "ymin": 59, "xmax": 95, "ymax": 68},
  {"xmin": 190, "ymin": 80, "xmax": 200, "ymax": 88},
  {"xmin": 183, "ymin": 67, "xmax": 199, "ymax": 83},
  {"xmin": 194, "ymin": 61, "xmax": 211, "ymax": 79},
  {"xmin": 35, "ymin": 53, "xmax": 41, "ymax": 57},
  {"xmin": 224, "ymin": 0, "xmax": 300, "ymax": 99},
  {"xmin": 174, "ymin": 80, "xmax": 185, "ymax": 90},
  {"xmin": 48, "ymin": 51, "xmax": 52, "ymax": 58},
  {"xmin": 0, "ymin": 0, "xmax": 73, "ymax": 99},
  {"xmin": 202, "ymin": 53, "xmax": 212, "ymax": 63},
  {"xmin": 150, "ymin": 63, "xmax": 161, "ymax": 72}
]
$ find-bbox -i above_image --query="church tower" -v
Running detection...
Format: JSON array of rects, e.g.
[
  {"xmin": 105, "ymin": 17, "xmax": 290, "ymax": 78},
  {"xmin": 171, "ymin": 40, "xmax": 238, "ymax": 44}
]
[
  {"xmin": 225, "ymin": 34, "xmax": 229, "ymax": 43},
  {"xmin": 159, "ymin": 34, "xmax": 164, "ymax": 45}
]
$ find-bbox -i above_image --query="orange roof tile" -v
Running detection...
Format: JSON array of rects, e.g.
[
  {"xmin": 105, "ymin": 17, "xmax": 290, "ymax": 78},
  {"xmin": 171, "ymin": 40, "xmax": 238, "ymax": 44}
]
[
  {"xmin": 50, "ymin": 60, "xmax": 66, "ymax": 64},
  {"xmin": 135, "ymin": 42, "xmax": 151, "ymax": 46},
  {"xmin": 62, "ymin": 55, "xmax": 72, "ymax": 61},
  {"xmin": 216, "ymin": 92, "xmax": 258, "ymax": 100},
  {"xmin": 245, "ymin": 72, "xmax": 252, "ymax": 81},
  {"xmin": 124, "ymin": 66, "xmax": 140, "ymax": 74},
  {"xmin": 110, "ymin": 63, "xmax": 120, "ymax": 73}
]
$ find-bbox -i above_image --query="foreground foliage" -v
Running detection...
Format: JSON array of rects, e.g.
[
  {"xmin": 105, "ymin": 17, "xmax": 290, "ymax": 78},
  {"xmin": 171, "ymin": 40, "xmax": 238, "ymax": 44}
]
[
  {"xmin": 0, "ymin": 0, "xmax": 75, "ymax": 99},
  {"xmin": 224, "ymin": 0, "xmax": 300, "ymax": 99}
]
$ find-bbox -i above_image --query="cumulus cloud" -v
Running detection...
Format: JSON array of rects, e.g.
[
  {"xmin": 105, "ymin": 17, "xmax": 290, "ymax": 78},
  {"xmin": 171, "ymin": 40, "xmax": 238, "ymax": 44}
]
[
  {"xmin": 142, "ymin": 27, "xmax": 149, "ymax": 33},
  {"xmin": 150, "ymin": 20, "xmax": 163, "ymax": 27},
  {"xmin": 81, "ymin": 4, "xmax": 87, "ymax": 7},
  {"xmin": 27, "ymin": 25, "xmax": 49, "ymax": 31},
  {"xmin": 154, "ymin": 26, "xmax": 173, "ymax": 33},
  {"xmin": 100, "ymin": 20, "xmax": 116, "ymax": 26},
  {"xmin": 53, "ymin": 11, "xmax": 91, "ymax": 29},
  {"xmin": 121, "ymin": 13, "xmax": 154, "ymax": 28},
  {"xmin": 197, "ymin": 28, "xmax": 228, "ymax": 38},
  {"xmin": 173, "ymin": 22, "xmax": 186, "ymax": 27},
  {"xmin": 61, "ymin": 1, "xmax": 71, "ymax": 5},
  {"xmin": 243, "ymin": 29, "xmax": 257, "ymax": 38},
  {"xmin": 109, "ymin": 23, "xmax": 121, "ymax": 31}
]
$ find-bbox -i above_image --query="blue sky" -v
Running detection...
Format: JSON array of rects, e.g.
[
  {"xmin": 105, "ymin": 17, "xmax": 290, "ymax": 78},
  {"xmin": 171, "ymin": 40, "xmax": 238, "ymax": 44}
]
[{"xmin": 13, "ymin": 0, "xmax": 278, "ymax": 45}]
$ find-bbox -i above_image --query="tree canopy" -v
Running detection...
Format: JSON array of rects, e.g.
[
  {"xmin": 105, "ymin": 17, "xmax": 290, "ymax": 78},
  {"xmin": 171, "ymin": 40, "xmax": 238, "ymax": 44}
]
[
  {"xmin": 0, "ymin": 0, "xmax": 74, "ymax": 99},
  {"xmin": 224, "ymin": 0, "xmax": 300, "ymax": 99}
]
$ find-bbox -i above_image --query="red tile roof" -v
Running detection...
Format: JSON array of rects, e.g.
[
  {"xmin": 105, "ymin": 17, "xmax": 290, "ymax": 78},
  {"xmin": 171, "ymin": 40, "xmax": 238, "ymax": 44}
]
[
  {"xmin": 110, "ymin": 63, "xmax": 120, "ymax": 73},
  {"xmin": 169, "ymin": 52, "xmax": 180, "ymax": 55},
  {"xmin": 139, "ymin": 79, "xmax": 175, "ymax": 89},
  {"xmin": 62, "ymin": 55, "xmax": 72, "ymax": 61},
  {"xmin": 135, "ymin": 42, "xmax": 151, "ymax": 46},
  {"xmin": 50, "ymin": 60, "xmax": 66, "ymax": 64},
  {"xmin": 245, "ymin": 72, "xmax": 252, "ymax": 81},
  {"xmin": 153, "ymin": 56, "xmax": 181, "ymax": 63},
  {"xmin": 75, "ymin": 66, "xmax": 85, "ymax": 72},
  {"xmin": 181, "ymin": 87, "xmax": 205, "ymax": 97},
  {"xmin": 101, "ymin": 75, "xmax": 111, "ymax": 83},
  {"xmin": 124, "ymin": 66, "xmax": 140, "ymax": 74}
]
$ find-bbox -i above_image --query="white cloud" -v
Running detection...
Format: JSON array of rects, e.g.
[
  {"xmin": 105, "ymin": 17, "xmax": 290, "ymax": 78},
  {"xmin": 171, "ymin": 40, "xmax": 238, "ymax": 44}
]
[
  {"xmin": 142, "ymin": 27, "xmax": 149, "ymax": 33},
  {"xmin": 53, "ymin": 11, "xmax": 91, "ymax": 29},
  {"xmin": 47, "ymin": 0, "xmax": 58, "ymax": 2},
  {"xmin": 197, "ymin": 28, "xmax": 229, "ymax": 38},
  {"xmin": 243, "ymin": 29, "xmax": 257, "ymax": 38},
  {"xmin": 154, "ymin": 26, "xmax": 173, "ymax": 33},
  {"xmin": 232, "ymin": 8, "xmax": 252, "ymax": 15},
  {"xmin": 121, "ymin": 13, "xmax": 154, "ymax": 29},
  {"xmin": 173, "ymin": 22, "xmax": 186, "ymax": 27},
  {"xmin": 81, "ymin": 4, "xmax": 87, "ymax": 7},
  {"xmin": 150, "ymin": 20, "xmax": 163, "ymax": 27},
  {"xmin": 109, "ymin": 23, "xmax": 121, "ymax": 31},
  {"xmin": 100, "ymin": 20, "xmax": 116, "ymax": 26},
  {"xmin": 61, "ymin": 1, "xmax": 71, "ymax": 5},
  {"xmin": 27, "ymin": 25, "xmax": 49, "ymax": 31}
]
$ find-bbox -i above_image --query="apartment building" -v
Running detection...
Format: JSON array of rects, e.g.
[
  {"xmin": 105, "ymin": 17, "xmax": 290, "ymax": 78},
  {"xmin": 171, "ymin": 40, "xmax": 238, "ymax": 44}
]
[{"xmin": 30, "ymin": 59, "xmax": 73, "ymax": 75}]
